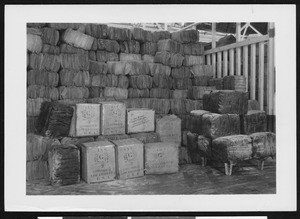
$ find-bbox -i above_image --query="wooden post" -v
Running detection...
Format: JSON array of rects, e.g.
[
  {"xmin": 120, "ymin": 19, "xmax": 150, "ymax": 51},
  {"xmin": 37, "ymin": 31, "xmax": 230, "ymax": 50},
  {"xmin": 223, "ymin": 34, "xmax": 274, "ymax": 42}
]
[
  {"xmin": 212, "ymin": 23, "xmax": 216, "ymax": 49},
  {"xmin": 243, "ymin": 45, "xmax": 249, "ymax": 91},
  {"xmin": 207, "ymin": 54, "xmax": 211, "ymax": 65},
  {"xmin": 258, "ymin": 42, "xmax": 265, "ymax": 110},
  {"xmin": 250, "ymin": 44, "xmax": 256, "ymax": 99},
  {"xmin": 229, "ymin": 49, "xmax": 234, "ymax": 75},
  {"xmin": 223, "ymin": 50, "xmax": 228, "ymax": 76},
  {"xmin": 236, "ymin": 22, "xmax": 241, "ymax": 42},
  {"xmin": 267, "ymin": 22, "xmax": 275, "ymax": 115},
  {"xmin": 212, "ymin": 53, "xmax": 216, "ymax": 78},
  {"xmin": 217, "ymin": 52, "xmax": 222, "ymax": 78},
  {"xmin": 236, "ymin": 23, "xmax": 242, "ymax": 75}
]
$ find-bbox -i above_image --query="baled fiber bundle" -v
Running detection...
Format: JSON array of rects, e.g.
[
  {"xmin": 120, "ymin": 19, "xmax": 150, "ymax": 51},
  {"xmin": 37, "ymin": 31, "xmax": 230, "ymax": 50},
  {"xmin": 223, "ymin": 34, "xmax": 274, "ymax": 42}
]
[
  {"xmin": 208, "ymin": 78, "xmax": 224, "ymax": 90},
  {"xmin": 86, "ymin": 97, "xmax": 109, "ymax": 103},
  {"xmin": 197, "ymin": 135, "xmax": 212, "ymax": 159},
  {"xmin": 202, "ymin": 113, "xmax": 240, "ymax": 139},
  {"xmin": 121, "ymin": 98, "xmax": 142, "ymax": 108},
  {"xmin": 118, "ymin": 75, "xmax": 129, "ymax": 89},
  {"xmin": 55, "ymin": 98, "xmax": 87, "ymax": 105},
  {"xmin": 96, "ymin": 51, "xmax": 119, "ymax": 62},
  {"xmin": 41, "ymin": 27, "xmax": 59, "ymax": 46},
  {"xmin": 26, "ymin": 159, "xmax": 49, "ymax": 181},
  {"xmin": 153, "ymin": 30, "xmax": 171, "ymax": 42},
  {"xmin": 27, "ymin": 98, "xmax": 51, "ymax": 116},
  {"xmin": 187, "ymin": 131, "xmax": 199, "ymax": 151},
  {"xmin": 106, "ymin": 74, "xmax": 119, "ymax": 87},
  {"xmin": 176, "ymin": 114, "xmax": 191, "ymax": 131},
  {"xmin": 129, "ymin": 75, "xmax": 153, "ymax": 89},
  {"xmin": 129, "ymin": 132, "xmax": 160, "ymax": 144},
  {"xmin": 154, "ymin": 52, "xmax": 184, "ymax": 68},
  {"xmin": 148, "ymin": 63, "xmax": 171, "ymax": 76},
  {"xmin": 103, "ymin": 87, "xmax": 128, "ymax": 100},
  {"xmin": 27, "ymin": 70, "xmax": 59, "ymax": 86},
  {"xmin": 59, "ymin": 69, "xmax": 90, "ymax": 87},
  {"xmin": 60, "ymin": 136, "xmax": 94, "ymax": 145},
  {"xmin": 36, "ymin": 102, "xmax": 74, "ymax": 137},
  {"xmin": 27, "ymin": 34, "xmax": 43, "ymax": 53},
  {"xmin": 149, "ymin": 88, "xmax": 170, "ymax": 99},
  {"xmin": 142, "ymin": 54, "xmax": 154, "ymax": 62},
  {"xmin": 240, "ymin": 110, "xmax": 267, "ymax": 134},
  {"xmin": 58, "ymin": 86, "xmax": 89, "ymax": 99},
  {"xmin": 170, "ymin": 99, "xmax": 186, "ymax": 115},
  {"xmin": 189, "ymin": 86, "xmax": 216, "ymax": 100},
  {"xmin": 171, "ymin": 29, "xmax": 199, "ymax": 43},
  {"xmin": 132, "ymin": 27, "xmax": 154, "ymax": 42},
  {"xmin": 155, "ymin": 114, "xmax": 181, "ymax": 144},
  {"xmin": 48, "ymin": 23, "xmax": 83, "ymax": 30},
  {"xmin": 250, "ymin": 132, "xmax": 276, "ymax": 160},
  {"xmin": 183, "ymin": 42, "xmax": 204, "ymax": 55},
  {"xmin": 183, "ymin": 55, "xmax": 204, "ymax": 66},
  {"xmin": 85, "ymin": 23, "xmax": 108, "ymax": 39},
  {"xmin": 149, "ymin": 98, "xmax": 170, "ymax": 114},
  {"xmin": 223, "ymin": 75, "xmax": 246, "ymax": 92},
  {"xmin": 189, "ymin": 110, "xmax": 210, "ymax": 135},
  {"xmin": 179, "ymin": 146, "xmax": 192, "ymax": 164},
  {"xmin": 27, "ymin": 27, "xmax": 42, "ymax": 35},
  {"xmin": 203, "ymin": 90, "xmax": 248, "ymax": 115},
  {"xmin": 170, "ymin": 89, "xmax": 188, "ymax": 99},
  {"xmin": 27, "ymin": 23, "xmax": 46, "ymax": 28},
  {"xmin": 27, "ymin": 116, "xmax": 38, "ymax": 133},
  {"xmin": 107, "ymin": 61, "xmax": 127, "ymax": 75},
  {"xmin": 212, "ymin": 135, "xmax": 252, "ymax": 163},
  {"xmin": 97, "ymin": 39, "xmax": 120, "ymax": 53},
  {"xmin": 119, "ymin": 40, "xmax": 140, "ymax": 54},
  {"xmin": 29, "ymin": 53, "xmax": 61, "ymax": 72},
  {"xmin": 152, "ymin": 73, "xmax": 171, "ymax": 88},
  {"xmin": 48, "ymin": 144, "xmax": 80, "ymax": 186},
  {"xmin": 88, "ymin": 87, "xmax": 103, "ymax": 98},
  {"xmin": 89, "ymin": 60, "xmax": 108, "ymax": 75},
  {"xmin": 125, "ymin": 61, "xmax": 150, "ymax": 75},
  {"xmin": 89, "ymin": 51, "xmax": 96, "ymax": 61},
  {"xmin": 95, "ymin": 134, "xmax": 129, "ymax": 142},
  {"xmin": 90, "ymin": 74, "xmax": 108, "ymax": 87},
  {"xmin": 90, "ymin": 38, "xmax": 98, "ymax": 50},
  {"xmin": 191, "ymin": 64, "xmax": 213, "ymax": 77},
  {"xmin": 157, "ymin": 39, "xmax": 183, "ymax": 53},
  {"xmin": 27, "ymin": 85, "xmax": 59, "ymax": 100},
  {"xmin": 60, "ymin": 53, "xmax": 89, "ymax": 71},
  {"xmin": 172, "ymin": 78, "xmax": 192, "ymax": 90},
  {"xmin": 192, "ymin": 75, "xmax": 211, "ymax": 86},
  {"xmin": 119, "ymin": 53, "xmax": 141, "ymax": 61},
  {"xmin": 171, "ymin": 67, "xmax": 192, "ymax": 79},
  {"xmin": 248, "ymin": 99, "xmax": 260, "ymax": 111},
  {"xmin": 107, "ymin": 26, "xmax": 132, "ymax": 41},
  {"xmin": 128, "ymin": 88, "xmax": 150, "ymax": 98},
  {"xmin": 62, "ymin": 28, "xmax": 94, "ymax": 50},
  {"xmin": 140, "ymin": 42, "xmax": 157, "ymax": 56},
  {"xmin": 185, "ymin": 99, "xmax": 203, "ymax": 113},
  {"xmin": 60, "ymin": 43, "xmax": 88, "ymax": 54},
  {"xmin": 42, "ymin": 44, "xmax": 60, "ymax": 54}
]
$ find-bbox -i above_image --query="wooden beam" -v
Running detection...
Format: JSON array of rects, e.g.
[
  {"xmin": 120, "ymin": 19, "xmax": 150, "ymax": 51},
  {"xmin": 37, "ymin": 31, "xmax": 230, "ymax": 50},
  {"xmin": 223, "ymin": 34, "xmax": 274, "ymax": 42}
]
[
  {"xmin": 267, "ymin": 22, "xmax": 275, "ymax": 115},
  {"xmin": 206, "ymin": 54, "xmax": 211, "ymax": 65},
  {"xmin": 212, "ymin": 22, "xmax": 216, "ymax": 49},
  {"xmin": 236, "ymin": 47, "xmax": 241, "ymax": 76},
  {"xmin": 217, "ymin": 52, "xmax": 222, "ymax": 78},
  {"xmin": 236, "ymin": 22, "xmax": 241, "ymax": 42},
  {"xmin": 243, "ymin": 45, "xmax": 249, "ymax": 91},
  {"xmin": 250, "ymin": 44, "xmax": 256, "ymax": 100},
  {"xmin": 229, "ymin": 49, "xmax": 234, "ymax": 76},
  {"xmin": 223, "ymin": 50, "xmax": 228, "ymax": 77},
  {"xmin": 212, "ymin": 53, "xmax": 216, "ymax": 78},
  {"xmin": 258, "ymin": 42, "xmax": 265, "ymax": 110}
]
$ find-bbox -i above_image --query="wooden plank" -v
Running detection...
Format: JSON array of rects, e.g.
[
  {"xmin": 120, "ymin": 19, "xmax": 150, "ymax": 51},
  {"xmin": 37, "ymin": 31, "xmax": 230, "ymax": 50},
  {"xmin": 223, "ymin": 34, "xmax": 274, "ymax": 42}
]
[
  {"xmin": 212, "ymin": 53, "xmax": 216, "ymax": 78},
  {"xmin": 258, "ymin": 42, "xmax": 265, "ymax": 110},
  {"xmin": 223, "ymin": 50, "xmax": 228, "ymax": 77},
  {"xmin": 236, "ymin": 22, "xmax": 241, "ymax": 42},
  {"xmin": 212, "ymin": 23, "xmax": 216, "ymax": 49},
  {"xmin": 206, "ymin": 54, "xmax": 211, "ymax": 65},
  {"xmin": 243, "ymin": 45, "xmax": 249, "ymax": 91},
  {"xmin": 229, "ymin": 49, "xmax": 234, "ymax": 76},
  {"xmin": 217, "ymin": 52, "xmax": 222, "ymax": 78},
  {"xmin": 267, "ymin": 22, "xmax": 275, "ymax": 115},
  {"xmin": 250, "ymin": 44, "xmax": 256, "ymax": 100},
  {"xmin": 236, "ymin": 47, "xmax": 241, "ymax": 75}
]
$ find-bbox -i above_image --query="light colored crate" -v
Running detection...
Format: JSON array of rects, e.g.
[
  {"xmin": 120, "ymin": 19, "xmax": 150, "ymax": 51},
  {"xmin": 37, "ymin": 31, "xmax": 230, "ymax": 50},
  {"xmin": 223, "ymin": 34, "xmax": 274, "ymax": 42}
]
[{"xmin": 127, "ymin": 108, "xmax": 155, "ymax": 134}]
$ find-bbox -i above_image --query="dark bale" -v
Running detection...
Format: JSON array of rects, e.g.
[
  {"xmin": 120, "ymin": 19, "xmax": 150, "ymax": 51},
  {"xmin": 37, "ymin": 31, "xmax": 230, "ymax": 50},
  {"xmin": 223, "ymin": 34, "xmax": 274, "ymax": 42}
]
[
  {"xmin": 85, "ymin": 23, "xmax": 108, "ymax": 39},
  {"xmin": 96, "ymin": 51, "xmax": 119, "ymax": 62},
  {"xmin": 240, "ymin": 110, "xmax": 267, "ymax": 134},
  {"xmin": 97, "ymin": 39, "xmax": 120, "ymax": 53},
  {"xmin": 107, "ymin": 26, "xmax": 132, "ymax": 41},
  {"xmin": 140, "ymin": 42, "xmax": 158, "ymax": 56},
  {"xmin": 119, "ymin": 40, "xmax": 140, "ymax": 54}
]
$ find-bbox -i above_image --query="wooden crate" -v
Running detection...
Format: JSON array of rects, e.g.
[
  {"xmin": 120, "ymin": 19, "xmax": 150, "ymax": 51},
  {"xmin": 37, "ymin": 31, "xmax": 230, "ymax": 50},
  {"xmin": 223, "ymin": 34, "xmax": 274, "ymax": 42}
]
[{"xmin": 126, "ymin": 108, "xmax": 155, "ymax": 134}]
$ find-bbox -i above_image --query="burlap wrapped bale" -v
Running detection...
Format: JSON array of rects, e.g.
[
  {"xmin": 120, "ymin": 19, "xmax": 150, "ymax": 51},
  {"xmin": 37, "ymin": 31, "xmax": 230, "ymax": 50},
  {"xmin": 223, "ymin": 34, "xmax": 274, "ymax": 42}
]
[
  {"xmin": 191, "ymin": 64, "xmax": 213, "ymax": 77},
  {"xmin": 155, "ymin": 114, "xmax": 181, "ymax": 144},
  {"xmin": 177, "ymin": 114, "xmax": 191, "ymax": 131},
  {"xmin": 203, "ymin": 90, "xmax": 248, "ymax": 115},
  {"xmin": 197, "ymin": 135, "xmax": 212, "ymax": 159},
  {"xmin": 250, "ymin": 132, "xmax": 276, "ymax": 160},
  {"xmin": 97, "ymin": 39, "xmax": 120, "ymax": 53},
  {"xmin": 119, "ymin": 53, "xmax": 141, "ymax": 61},
  {"xmin": 27, "ymin": 23, "xmax": 46, "ymax": 28},
  {"xmin": 60, "ymin": 136, "xmax": 94, "ymax": 145},
  {"xmin": 55, "ymin": 98, "xmax": 87, "ymax": 105},
  {"xmin": 27, "ymin": 27, "xmax": 42, "ymax": 35},
  {"xmin": 60, "ymin": 43, "xmax": 88, "ymax": 54},
  {"xmin": 60, "ymin": 53, "xmax": 89, "ymax": 71},
  {"xmin": 96, "ymin": 51, "xmax": 119, "ymax": 62},
  {"xmin": 171, "ymin": 29, "xmax": 199, "ymax": 43},
  {"xmin": 86, "ymin": 97, "xmax": 109, "ymax": 103},
  {"xmin": 121, "ymin": 98, "xmax": 143, "ymax": 108},
  {"xmin": 172, "ymin": 78, "xmax": 192, "ymax": 90},
  {"xmin": 132, "ymin": 27, "xmax": 154, "ymax": 42},
  {"xmin": 189, "ymin": 110, "xmax": 210, "ymax": 135},
  {"xmin": 58, "ymin": 86, "xmax": 89, "ymax": 99},
  {"xmin": 179, "ymin": 146, "xmax": 192, "ymax": 164},
  {"xmin": 26, "ymin": 159, "xmax": 49, "ymax": 181},
  {"xmin": 140, "ymin": 42, "xmax": 157, "ymax": 56},
  {"xmin": 202, "ymin": 113, "xmax": 240, "ymax": 139},
  {"xmin": 107, "ymin": 26, "xmax": 131, "ymax": 41},
  {"xmin": 240, "ymin": 110, "xmax": 267, "ymax": 134},
  {"xmin": 62, "ymin": 28, "xmax": 94, "ymax": 50},
  {"xmin": 29, "ymin": 53, "xmax": 61, "ymax": 72},
  {"xmin": 89, "ymin": 51, "xmax": 96, "ymax": 61},
  {"xmin": 88, "ymin": 87, "xmax": 103, "ymax": 98},
  {"xmin": 118, "ymin": 75, "xmax": 129, "ymax": 89},
  {"xmin": 27, "ymin": 116, "xmax": 38, "ymax": 133},
  {"xmin": 128, "ymin": 88, "xmax": 150, "ymax": 98},
  {"xmin": 248, "ymin": 99, "xmax": 260, "ymax": 111},
  {"xmin": 149, "ymin": 98, "xmax": 170, "ymax": 114},
  {"xmin": 27, "ymin": 34, "xmax": 43, "ymax": 53},
  {"xmin": 129, "ymin": 132, "xmax": 160, "ymax": 144},
  {"xmin": 106, "ymin": 74, "xmax": 119, "ymax": 87},
  {"xmin": 120, "ymin": 40, "xmax": 140, "ymax": 54},
  {"xmin": 41, "ymin": 27, "xmax": 59, "ymax": 46},
  {"xmin": 48, "ymin": 23, "xmax": 83, "ymax": 30},
  {"xmin": 89, "ymin": 60, "xmax": 108, "ymax": 75},
  {"xmin": 27, "ymin": 70, "xmax": 59, "ymax": 86},
  {"xmin": 185, "ymin": 99, "xmax": 203, "ymax": 113},
  {"xmin": 142, "ymin": 54, "xmax": 154, "ymax": 62},
  {"xmin": 107, "ymin": 61, "xmax": 149, "ymax": 75},
  {"xmin": 182, "ymin": 130, "xmax": 189, "ymax": 146},
  {"xmin": 189, "ymin": 86, "xmax": 216, "ymax": 100},
  {"xmin": 183, "ymin": 42, "xmax": 204, "ymax": 55},
  {"xmin": 187, "ymin": 131, "xmax": 199, "ymax": 151},
  {"xmin": 59, "ymin": 69, "xmax": 90, "ymax": 87},
  {"xmin": 27, "ymin": 98, "xmax": 51, "ymax": 116},
  {"xmin": 42, "ymin": 44, "xmax": 60, "ymax": 54},
  {"xmin": 148, "ymin": 63, "xmax": 171, "ymax": 76},
  {"xmin": 149, "ymin": 88, "xmax": 170, "ymax": 99},
  {"xmin": 90, "ymin": 74, "xmax": 108, "ymax": 87},
  {"xmin": 27, "ymin": 85, "xmax": 59, "ymax": 100},
  {"xmin": 170, "ymin": 99, "xmax": 186, "ymax": 115},
  {"xmin": 171, "ymin": 67, "xmax": 192, "ymax": 79},
  {"xmin": 107, "ymin": 61, "xmax": 127, "ymax": 75},
  {"xmin": 192, "ymin": 75, "xmax": 211, "ymax": 86},
  {"xmin": 183, "ymin": 55, "xmax": 204, "ymax": 66},
  {"xmin": 154, "ymin": 51, "xmax": 184, "ymax": 67},
  {"xmin": 36, "ymin": 102, "xmax": 74, "ymax": 137},
  {"xmin": 129, "ymin": 75, "xmax": 152, "ymax": 89},
  {"xmin": 85, "ymin": 23, "xmax": 108, "ymax": 39},
  {"xmin": 223, "ymin": 75, "xmax": 246, "ymax": 92},
  {"xmin": 208, "ymin": 78, "xmax": 224, "ymax": 90},
  {"xmin": 90, "ymin": 38, "xmax": 98, "ymax": 51},
  {"xmin": 153, "ymin": 30, "xmax": 171, "ymax": 42},
  {"xmin": 170, "ymin": 89, "xmax": 188, "ymax": 99},
  {"xmin": 103, "ymin": 87, "xmax": 128, "ymax": 100},
  {"xmin": 157, "ymin": 39, "xmax": 183, "ymax": 53},
  {"xmin": 152, "ymin": 73, "xmax": 171, "ymax": 88},
  {"xmin": 95, "ymin": 134, "xmax": 129, "ymax": 142},
  {"xmin": 212, "ymin": 135, "xmax": 252, "ymax": 163},
  {"xmin": 48, "ymin": 144, "xmax": 80, "ymax": 185}
]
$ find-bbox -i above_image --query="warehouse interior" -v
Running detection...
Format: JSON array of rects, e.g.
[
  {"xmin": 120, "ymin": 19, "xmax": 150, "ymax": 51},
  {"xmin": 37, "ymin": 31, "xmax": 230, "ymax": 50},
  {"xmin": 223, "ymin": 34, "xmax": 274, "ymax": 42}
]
[{"xmin": 26, "ymin": 22, "xmax": 276, "ymax": 195}]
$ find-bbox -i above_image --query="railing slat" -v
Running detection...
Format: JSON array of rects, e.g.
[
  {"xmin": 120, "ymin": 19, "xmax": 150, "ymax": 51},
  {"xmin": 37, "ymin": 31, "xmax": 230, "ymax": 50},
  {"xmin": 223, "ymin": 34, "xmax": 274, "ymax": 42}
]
[
  {"xmin": 212, "ymin": 53, "xmax": 216, "ymax": 78},
  {"xmin": 223, "ymin": 50, "xmax": 228, "ymax": 77},
  {"xmin": 250, "ymin": 44, "xmax": 256, "ymax": 100},
  {"xmin": 267, "ymin": 23, "xmax": 275, "ymax": 115},
  {"xmin": 217, "ymin": 52, "xmax": 222, "ymax": 78},
  {"xmin": 229, "ymin": 49, "xmax": 234, "ymax": 76},
  {"xmin": 207, "ymin": 54, "xmax": 211, "ymax": 65},
  {"xmin": 243, "ymin": 45, "xmax": 249, "ymax": 91},
  {"xmin": 236, "ymin": 47, "xmax": 241, "ymax": 75},
  {"xmin": 258, "ymin": 42, "xmax": 265, "ymax": 110}
]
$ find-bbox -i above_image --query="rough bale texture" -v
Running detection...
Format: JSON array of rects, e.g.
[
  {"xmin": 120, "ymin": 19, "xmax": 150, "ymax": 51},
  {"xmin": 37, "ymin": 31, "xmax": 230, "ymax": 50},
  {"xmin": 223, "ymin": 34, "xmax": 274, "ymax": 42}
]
[
  {"xmin": 140, "ymin": 42, "xmax": 157, "ymax": 56},
  {"xmin": 248, "ymin": 99, "xmax": 260, "ymax": 111},
  {"xmin": 170, "ymin": 99, "xmax": 187, "ymax": 115},
  {"xmin": 59, "ymin": 69, "xmax": 90, "ymax": 87},
  {"xmin": 89, "ymin": 61, "xmax": 108, "ymax": 75},
  {"xmin": 29, "ymin": 53, "xmax": 61, "ymax": 72},
  {"xmin": 27, "ymin": 116, "xmax": 38, "ymax": 133},
  {"xmin": 118, "ymin": 75, "xmax": 129, "ymax": 89},
  {"xmin": 119, "ymin": 53, "xmax": 141, "ymax": 61},
  {"xmin": 60, "ymin": 53, "xmax": 89, "ymax": 71},
  {"xmin": 154, "ymin": 51, "xmax": 184, "ymax": 67},
  {"xmin": 171, "ymin": 67, "xmax": 192, "ymax": 79},
  {"xmin": 202, "ymin": 113, "xmax": 240, "ymax": 139},
  {"xmin": 191, "ymin": 64, "xmax": 213, "ymax": 77},
  {"xmin": 176, "ymin": 114, "xmax": 190, "ymax": 131},
  {"xmin": 58, "ymin": 86, "xmax": 89, "ymax": 99},
  {"xmin": 185, "ymin": 99, "xmax": 203, "ymax": 113},
  {"xmin": 86, "ymin": 97, "xmax": 110, "ymax": 103},
  {"xmin": 129, "ymin": 75, "xmax": 153, "ymax": 89},
  {"xmin": 170, "ymin": 89, "xmax": 188, "ymax": 99},
  {"xmin": 212, "ymin": 135, "xmax": 252, "ymax": 163},
  {"xmin": 26, "ymin": 159, "xmax": 49, "ymax": 181},
  {"xmin": 27, "ymin": 23, "xmax": 47, "ymax": 28},
  {"xmin": 192, "ymin": 75, "xmax": 211, "ymax": 86},
  {"xmin": 189, "ymin": 110, "xmax": 210, "ymax": 135},
  {"xmin": 172, "ymin": 78, "xmax": 192, "ymax": 90},
  {"xmin": 203, "ymin": 90, "xmax": 248, "ymax": 115},
  {"xmin": 157, "ymin": 39, "xmax": 183, "ymax": 53},
  {"xmin": 55, "ymin": 98, "xmax": 87, "ymax": 105},
  {"xmin": 153, "ymin": 30, "xmax": 171, "ymax": 42},
  {"xmin": 145, "ymin": 142, "xmax": 179, "ymax": 174},
  {"xmin": 148, "ymin": 63, "xmax": 171, "ymax": 76},
  {"xmin": 183, "ymin": 42, "xmax": 204, "ymax": 55},
  {"xmin": 106, "ymin": 74, "xmax": 119, "ymax": 87},
  {"xmin": 27, "ymin": 85, "xmax": 59, "ymax": 100},
  {"xmin": 171, "ymin": 29, "xmax": 199, "ymax": 43},
  {"xmin": 27, "ymin": 98, "xmax": 51, "ymax": 116},
  {"xmin": 96, "ymin": 51, "xmax": 119, "ymax": 62},
  {"xmin": 107, "ymin": 27, "xmax": 131, "ymax": 41},
  {"xmin": 48, "ymin": 144, "xmax": 80, "ymax": 186},
  {"xmin": 60, "ymin": 136, "xmax": 94, "ymax": 145},
  {"xmin": 142, "ymin": 54, "xmax": 154, "ymax": 63},
  {"xmin": 179, "ymin": 146, "xmax": 192, "ymax": 164},
  {"xmin": 97, "ymin": 39, "xmax": 120, "ymax": 53},
  {"xmin": 132, "ymin": 28, "xmax": 154, "ymax": 42},
  {"xmin": 27, "ymin": 70, "xmax": 59, "ymax": 86},
  {"xmin": 149, "ymin": 98, "xmax": 170, "ymax": 115},
  {"xmin": 95, "ymin": 134, "xmax": 129, "ymax": 142},
  {"xmin": 223, "ymin": 75, "xmax": 246, "ymax": 92},
  {"xmin": 129, "ymin": 132, "xmax": 160, "ymax": 144},
  {"xmin": 208, "ymin": 78, "xmax": 224, "ymax": 90},
  {"xmin": 127, "ymin": 108, "xmax": 155, "ymax": 133},
  {"xmin": 182, "ymin": 130, "xmax": 189, "ymax": 146},
  {"xmin": 27, "ymin": 27, "xmax": 42, "ymax": 35},
  {"xmin": 90, "ymin": 74, "xmax": 108, "ymax": 87},
  {"xmin": 119, "ymin": 40, "xmax": 140, "ymax": 54},
  {"xmin": 155, "ymin": 114, "xmax": 181, "ymax": 144},
  {"xmin": 41, "ymin": 27, "xmax": 59, "ymax": 46},
  {"xmin": 42, "ymin": 44, "xmax": 60, "ymax": 54},
  {"xmin": 62, "ymin": 28, "xmax": 94, "ymax": 50},
  {"xmin": 103, "ymin": 87, "xmax": 128, "ymax": 100},
  {"xmin": 85, "ymin": 23, "xmax": 108, "ymax": 39},
  {"xmin": 240, "ymin": 110, "xmax": 267, "ymax": 134},
  {"xmin": 128, "ymin": 88, "xmax": 150, "ymax": 98},
  {"xmin": 60, "ymin": 43, "xmax": 88, "ymax": 54},
  {"xmin": 189, "ymin": 86, "xmax": 216, "ymax": 100},
  {"xmin": 27, "ymin": 34, "xmax": 43, "ymax": 53},
  {"xmin": 36, "ymin": 102, "xmax": 73, "ymax": 138},
  {"xmin": 149, "ymin": 88, "xmax": 170, "ymax": 99},
  {"xmin": 183, "ymin": 55, "xmax": 203, "ymax": 66},
  {"xmin": 197, "ymin": 135, "xmax": 212, "ymax": 158},
  {"xmin": 187, "ymin": 131, "xmax": 199, "ymax": 151},
  {"xmin": 152, "ymin": 73, "xmax": 170, "ymax": 88},
  {"xmin": 250, "ymin": 132, "xmax": 276, "ymax": 160},
  {"xmin": 48, "ymin": 23, "xmax": 84, "ymax": 30},
  {"xmin": 107, "ymin": 61, "xmax": 150, "ymax": 75}
]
